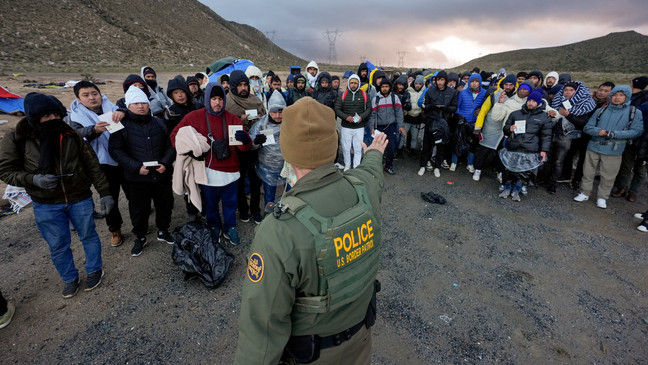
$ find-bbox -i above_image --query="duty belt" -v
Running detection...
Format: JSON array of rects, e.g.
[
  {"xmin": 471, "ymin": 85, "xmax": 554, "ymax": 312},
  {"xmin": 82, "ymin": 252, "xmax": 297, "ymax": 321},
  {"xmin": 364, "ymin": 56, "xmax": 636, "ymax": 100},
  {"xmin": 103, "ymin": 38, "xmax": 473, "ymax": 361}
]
[{"xmin": 319, "ymin": 320, "xmax": 366, "ymax": 349}]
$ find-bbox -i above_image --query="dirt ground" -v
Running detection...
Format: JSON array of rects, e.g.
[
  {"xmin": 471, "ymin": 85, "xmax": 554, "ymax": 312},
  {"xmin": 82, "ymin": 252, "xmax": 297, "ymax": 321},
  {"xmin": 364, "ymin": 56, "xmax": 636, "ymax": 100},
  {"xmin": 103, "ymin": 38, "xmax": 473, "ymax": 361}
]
[{"xmin": 0, "ymin": 73, "xmax": 647, "ymax": 364}]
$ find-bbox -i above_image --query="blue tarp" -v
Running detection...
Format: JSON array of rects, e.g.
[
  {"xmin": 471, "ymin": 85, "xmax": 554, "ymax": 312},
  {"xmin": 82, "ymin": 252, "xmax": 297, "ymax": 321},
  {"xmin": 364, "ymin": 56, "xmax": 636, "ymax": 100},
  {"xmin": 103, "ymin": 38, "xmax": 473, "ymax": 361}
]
[
  {"xmin": 364, "ymin": 61, "xmax": 378, "ymax": 73},
  {"xmin": 0, "ymin": 98, "xmax": 25, "ymax": 114},
  {"xmin": 208, "ymin": 59, "xmax": 257, "ymax": 82}
]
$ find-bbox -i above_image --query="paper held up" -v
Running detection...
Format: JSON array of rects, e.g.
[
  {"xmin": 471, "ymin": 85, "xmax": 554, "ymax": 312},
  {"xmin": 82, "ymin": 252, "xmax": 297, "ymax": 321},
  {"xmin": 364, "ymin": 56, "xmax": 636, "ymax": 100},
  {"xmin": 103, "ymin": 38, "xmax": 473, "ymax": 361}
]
[
  {"xmin": 514, "ymin": 120, "xmax": 526, "ymax": 134},
  {"xmin": 245, "ymin": 109, "xmax": 259, "ymax": 120},
  {"xmin": 98, "ymin": 112, "xmax": 125, "ymax": 133},
  {"xmin": 229, "ymin": 125, "xmax": 243, "ymax": 145},
  {"xmin": 261, "ymin": 129, "xmax": 276, "ymax": 145}
]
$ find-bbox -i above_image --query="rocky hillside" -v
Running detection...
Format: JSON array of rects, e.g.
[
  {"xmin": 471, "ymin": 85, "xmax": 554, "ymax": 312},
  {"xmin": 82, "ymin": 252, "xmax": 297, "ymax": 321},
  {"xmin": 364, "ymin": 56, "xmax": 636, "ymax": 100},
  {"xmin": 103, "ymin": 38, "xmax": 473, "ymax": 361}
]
[
  {"xmin": 454, "ymin": 31, "xmax": 648, "ymax": 74},
  {"xmin": 0, "ymin": 0, "xmax": 304, "ymax": 72}
]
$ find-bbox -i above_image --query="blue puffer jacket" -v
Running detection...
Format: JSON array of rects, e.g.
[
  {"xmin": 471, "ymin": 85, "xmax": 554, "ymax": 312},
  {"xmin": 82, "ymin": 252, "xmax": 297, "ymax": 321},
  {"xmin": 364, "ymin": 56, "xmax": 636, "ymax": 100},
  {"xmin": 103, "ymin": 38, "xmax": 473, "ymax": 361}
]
[
  {"xmin": 456, "ymin": 73, "xmax": 487, "ymax": 123},
  {"xmin": 584, "ymin": 85, "xmax": 644, "ymax": 156}
]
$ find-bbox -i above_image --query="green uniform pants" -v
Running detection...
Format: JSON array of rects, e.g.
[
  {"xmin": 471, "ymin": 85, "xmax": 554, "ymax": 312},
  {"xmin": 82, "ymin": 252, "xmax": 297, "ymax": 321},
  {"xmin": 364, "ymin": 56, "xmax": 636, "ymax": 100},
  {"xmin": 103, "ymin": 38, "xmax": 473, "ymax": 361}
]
[{"xmin": 290, "ymin": 326, "xmax": 372, "ymax": 365}]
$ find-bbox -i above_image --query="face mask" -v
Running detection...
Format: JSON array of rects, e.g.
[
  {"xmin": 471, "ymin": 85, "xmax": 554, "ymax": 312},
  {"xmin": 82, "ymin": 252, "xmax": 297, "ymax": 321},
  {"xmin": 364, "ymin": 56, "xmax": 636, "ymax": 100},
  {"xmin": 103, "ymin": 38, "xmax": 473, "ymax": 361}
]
[{"xmin": 250, "ymin": 80, "xmax": 261, "ymax": 95}]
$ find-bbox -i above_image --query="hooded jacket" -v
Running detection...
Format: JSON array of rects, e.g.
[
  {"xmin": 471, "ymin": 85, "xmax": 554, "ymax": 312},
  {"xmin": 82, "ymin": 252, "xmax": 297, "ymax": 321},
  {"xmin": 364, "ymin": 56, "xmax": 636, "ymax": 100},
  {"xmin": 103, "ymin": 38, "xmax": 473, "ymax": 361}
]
[
  {"xmin": 393, "ymin": 75, "xmax": 411, "ymax": 113},
  {"xmin": 227, "ymin": 70, "xmax": 266, "ymax": 131},
  {"xmin": 368, "ymin": 80, "xmax": 404, "ymax": 129},
  {"xmin": 456, "ymin": 73, "xmax": 487, "ymax": 123},
  {"xmin": 406, "ymin": 77, "xmax": 425, "ymax": 118},
  {"xmin": 584, "ymin": 85, "xmax": 644, "ymax": 156},
  {"xmin": 550, "ymin": 81, "xmax": 596, "ymax": 131},
  {"xmin": 311, "ymin": 72, "xmax": 337, "ymax": 109},
  {"xmin": 290, "ymin": 74, "xmax": 310, "ymax": 104},
  {"xmin": 543, "ymin": 71, "xmax": 559, "ymax": 90},
  {"xmin": 0, "ymin": 117, "xmax": 110, "ymax": 204},
  {"xmin": 357, "ymin": 62, "xmax": 369, "ymax": 86},
  {"xmin": 248, "ymin": 91, "xmax": 286, "ymax": 186},
  {"xmin": 503, "ymin": 101, "xmax": 553, "ymax": 154},
  {"xmin": 116, "ymin": 74, "xmax": 166, "ymax": 115},
  {"xmin": 305, "ymin": 61, "xmax": 319, "ymax": 89},
  {"xmin": 422, "ymin": 74, "xmax": 458, "ymax": 122},
  {"xmin": 245, "ymin": 65, "xmax": 265, "ymax": 103},
  {"xmin": 334, "ymin": 74, "xmax": 371, "ymax": 129},
  {"xmin": 140, "ymin": 66, "xmax": 172, "ymax": 116},
  {"xmin": 170, "ymin": 83, "xmax": 251, "ymax": 173},
  {"xmin": 166, "ymin": 75, "xmax": 200, "ymax": 130}
]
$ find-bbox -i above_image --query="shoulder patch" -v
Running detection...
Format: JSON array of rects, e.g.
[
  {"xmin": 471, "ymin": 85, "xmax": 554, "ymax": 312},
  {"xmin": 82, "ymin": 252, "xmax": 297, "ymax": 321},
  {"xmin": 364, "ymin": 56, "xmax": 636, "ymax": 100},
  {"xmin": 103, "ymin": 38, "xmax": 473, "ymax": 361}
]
[{"xmin": 247, "ymin": 253, "xmax": 264, "ymax": 283}]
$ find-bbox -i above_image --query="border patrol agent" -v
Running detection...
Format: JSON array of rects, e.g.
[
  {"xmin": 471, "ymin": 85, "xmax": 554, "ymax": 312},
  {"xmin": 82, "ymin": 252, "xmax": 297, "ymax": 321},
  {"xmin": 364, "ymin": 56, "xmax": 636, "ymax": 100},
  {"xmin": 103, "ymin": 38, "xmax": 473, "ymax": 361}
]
[{"xmin": 235, "ymin": 97, "xmax": 388, "ymax": 364}]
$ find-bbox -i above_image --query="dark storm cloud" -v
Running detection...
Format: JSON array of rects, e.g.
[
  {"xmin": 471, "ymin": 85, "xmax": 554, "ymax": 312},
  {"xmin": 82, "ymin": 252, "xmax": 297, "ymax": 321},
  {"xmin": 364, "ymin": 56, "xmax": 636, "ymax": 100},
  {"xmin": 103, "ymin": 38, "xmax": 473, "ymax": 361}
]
[{"xmin": 201, "ymin": 0, "xmax": 648, "ymax": 67}]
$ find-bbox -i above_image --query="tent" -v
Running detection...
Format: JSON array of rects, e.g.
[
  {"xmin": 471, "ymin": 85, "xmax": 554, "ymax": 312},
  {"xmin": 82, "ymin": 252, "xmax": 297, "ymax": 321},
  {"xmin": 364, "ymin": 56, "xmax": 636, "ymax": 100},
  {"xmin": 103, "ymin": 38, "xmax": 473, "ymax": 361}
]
[
  {"xmin": 0, "ymin": 85, "xmax": 24, "ymax": 114},
  {"xmin": 207, "ymin": 58, "xmax": 257, "ymax": 82}
]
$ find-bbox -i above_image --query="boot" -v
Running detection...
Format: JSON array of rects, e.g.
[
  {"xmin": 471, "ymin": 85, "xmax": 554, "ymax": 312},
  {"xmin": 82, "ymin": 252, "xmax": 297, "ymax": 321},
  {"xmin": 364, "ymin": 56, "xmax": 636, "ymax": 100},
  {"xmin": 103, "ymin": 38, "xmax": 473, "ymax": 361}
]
[
  {"xmin": 110, "ymin": 230, "xmax": 123, "ymax": 247},
  {"xmin": 611, "ymin": 187, "xmax": 626, "ymax": 198}
]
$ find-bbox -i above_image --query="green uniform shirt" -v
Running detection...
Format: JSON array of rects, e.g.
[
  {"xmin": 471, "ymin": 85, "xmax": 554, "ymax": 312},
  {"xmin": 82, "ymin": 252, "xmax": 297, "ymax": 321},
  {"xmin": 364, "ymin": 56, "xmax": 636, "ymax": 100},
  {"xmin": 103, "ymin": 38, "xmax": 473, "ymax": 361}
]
[{"xmin": 234, "ymin": 150, "xmax": 384, "ymax": 365}]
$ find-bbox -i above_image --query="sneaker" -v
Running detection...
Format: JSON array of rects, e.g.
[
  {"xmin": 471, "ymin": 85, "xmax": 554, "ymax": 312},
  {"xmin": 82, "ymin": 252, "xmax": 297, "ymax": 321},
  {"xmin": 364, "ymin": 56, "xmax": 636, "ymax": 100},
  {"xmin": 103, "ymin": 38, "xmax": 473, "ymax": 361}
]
[
  {"xmin": 110, "ymin": 230, "xmax": 123, "ymax": 247},
  {"xmin": 85, "ymin": 269, "xmax": 104, "ymax": 292},
  {"xmin": 92, "ymin": 211, "xmax": 105, "ymax": 219},
  {"xmin": 62, "ymin": 278, "xmax": 80, "ymax": 298},
  {"xmin": 253, "ymin": 213, "xmax": 264, "ymax": 225},
  {"xmin": 0, "ymin": 302, "xmax": 15, "ymax": 329},
  {"xmin": 343, "ymin": 165, "xmax": 350, "ymax": 172},
  {"xmin": 498, "ymin": 184, "xmax": 505, "ymax": 192},
  {"xmin": 434, "ymin": 168, "xmax": 441, "ymax": 178},
  {"xmin": 239, "ymin": 211, "xmax": 250, "ymax": 223},
  {"xmin": 472, "ymin": 169, "xmax": 481, "ymax": 181},
  {"xmin": 466, "ymin": 164, "xmax": 475, "ymax": 173},
  {"xmin": 596, "ymin": 198, "xmax": 607, "ymax": 209},
  {"xmin": 224, "ymin": 227, "xmax": 241, "ymax": 245},
  {"xmin": 156, "ymin": 230, "xmax": 174, "ymax": 245},
  {"xmin": 449, "ymin": 163, "xmax": 457, "ymax": 171},
  {"xmin": 511, "ymin": 191, "xmax": 521, "ymax": 202},
  {"xmin": 426, "ymin": 161, "xmax": 433, "ymax": 171},
  {"xmin": 334, "ymin": 163, "xmax": 345, "ymax": 170},
  {"xmin": 556, "ymin": 177, "xmax": 572, "ymax": 183},
  {"xmin": 520, "ymin": 185, "xmax": 528, "ymax": 196},
  {"xmin": 441, "ymin": 160, "xmax": 450, "ymax": 169},
  {"xmin": 417, "ymin": 167, "xmax": 425, "ymax": 176},
  {"xmin": 499, "ymin": 188, "xmax": 511, "ymax": 199},
  {"xmin": 573, "ymin": 193, "xmax": 589, "ymax": 202},
  {"xmin": 131, "ymin": 236, "xmax": 147, "ymax": 256},
  {"xmin": 384, "ymin": 166, "xmax": 395, "ymax": 175},
  {"xmin": 497, "ymin": 172, "xmax": 503, "ymax": 184},
  {"xmin": 634, "ymin": 212, "xmax": 645, "ymax": 220},
  {"xmin": 637, "ymin": 222, "xmax": 648, "ymax": 232}
]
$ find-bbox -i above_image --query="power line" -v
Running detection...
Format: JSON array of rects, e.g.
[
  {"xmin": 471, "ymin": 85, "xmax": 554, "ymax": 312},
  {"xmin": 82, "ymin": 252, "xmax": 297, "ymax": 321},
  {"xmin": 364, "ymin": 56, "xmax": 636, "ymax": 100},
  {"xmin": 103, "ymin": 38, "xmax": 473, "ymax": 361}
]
[
  {"xmin": 265, "ymin": 30, "xmax": 277, "ymax": 42},
  {"xmin": 397, "ymin": 50, "xmax": 407, "ymax": 68}
]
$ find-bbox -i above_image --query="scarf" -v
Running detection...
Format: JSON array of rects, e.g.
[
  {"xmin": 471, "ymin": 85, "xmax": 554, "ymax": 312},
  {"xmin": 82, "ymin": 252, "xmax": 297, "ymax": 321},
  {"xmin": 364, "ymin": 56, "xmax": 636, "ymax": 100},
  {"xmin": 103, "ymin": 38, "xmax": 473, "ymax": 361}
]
[
  {"xmin": 227, "ymin": 92, "xmax": 264, "ymax": 130},
  {"xmin": 35, "ymin": 119, "xmax": 73, "ymax": 174},
  {"xmin": 551, "ymin": 81, "xmax": 596, "ymax": 117},
  {"xmin": 69, "ymin": 95, "xmax": 118, "ymax": 165}
]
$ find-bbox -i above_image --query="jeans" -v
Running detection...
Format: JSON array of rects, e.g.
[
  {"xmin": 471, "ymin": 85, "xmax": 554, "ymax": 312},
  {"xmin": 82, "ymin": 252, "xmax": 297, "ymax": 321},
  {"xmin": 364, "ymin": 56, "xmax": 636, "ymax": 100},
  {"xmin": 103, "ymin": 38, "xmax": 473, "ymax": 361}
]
[
  {"xmin": 341, "ymin": 127, "xmax": 364, "ymax": 168},
  {"xmin": 263, "ymin": 181, "xmax": 277, "ymax": 207},
  {"xmin": 100, "ymin": 164, "xmax": 129, "ymax": 232},
  {"xmin": 237, "ymin": 150, "xmax": 262, "ymax": 215},
  {"xmin": 377, "ymin": 124, "xmax": 398, "ymax": 168},
  {"xmin": 548, "ymin": 133, "xmax": 572, "ymax": 184},
  {"xmin": 128, "ymin": 180, "xmax": 174, "ymax": 237},
  {"xmin": 401, "ymin": 115, "xmax": 423, "ymax": 150},
  {"xmin": 33, "ymin": 197, "xmax": 102, "ymax": 283},
  {"xmin": 613, "ymin": 143, "xmax": 647, "ymax": 194},
  {"xmin": 451, "ymin": 151, "xmax": 475, "ymax": 165},
  {"xmin": 203, "ymin": 181, "xmax": 238, "ymax": 231}
]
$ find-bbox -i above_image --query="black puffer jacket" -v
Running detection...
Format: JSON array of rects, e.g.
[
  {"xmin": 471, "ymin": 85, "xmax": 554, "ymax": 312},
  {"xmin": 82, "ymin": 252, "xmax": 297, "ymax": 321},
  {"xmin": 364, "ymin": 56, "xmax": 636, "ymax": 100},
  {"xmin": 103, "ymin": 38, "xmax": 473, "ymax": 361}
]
[
  {"xmin": 311, "ymin": 72, "xmax": 338, "ymax": 109},
  {"xmin": 422, "ymin": 86, "xmax": 458, "ymax": 122},
  {"xmin": 503, "ymin": 101, "xmax": 553, "ymax": 153},
  {"xmin": 108, "ymin": 111, "xmax": 175, "ymax": 183}
]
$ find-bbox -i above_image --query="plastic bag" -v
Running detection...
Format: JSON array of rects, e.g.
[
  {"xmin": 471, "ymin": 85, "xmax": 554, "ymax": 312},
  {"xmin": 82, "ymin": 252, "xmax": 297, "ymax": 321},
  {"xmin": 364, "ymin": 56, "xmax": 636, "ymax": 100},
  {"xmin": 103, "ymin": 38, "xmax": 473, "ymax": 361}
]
[{"xmin": 171, "ymin": 221, "xmax": 234, "ymax": 289}]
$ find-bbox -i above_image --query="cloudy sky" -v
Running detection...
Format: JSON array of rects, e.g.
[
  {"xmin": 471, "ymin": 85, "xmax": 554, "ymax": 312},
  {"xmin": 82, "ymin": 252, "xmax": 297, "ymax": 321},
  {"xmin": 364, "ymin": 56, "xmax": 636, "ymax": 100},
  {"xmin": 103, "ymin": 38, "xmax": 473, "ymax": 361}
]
[{"xmin": 201, "ymin": 0, "xmax": 648, "ymax": 69}]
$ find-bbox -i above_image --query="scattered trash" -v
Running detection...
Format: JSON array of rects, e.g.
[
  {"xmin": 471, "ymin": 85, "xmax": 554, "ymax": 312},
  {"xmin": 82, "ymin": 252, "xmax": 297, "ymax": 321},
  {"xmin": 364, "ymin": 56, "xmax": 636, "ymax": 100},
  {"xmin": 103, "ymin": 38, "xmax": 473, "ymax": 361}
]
[
  {"xmin": 3, "ymin": 185, "xmax": 31, "ymax": 213},
  {"xmin": 446, "ymin": 181, "xmax": 453, "ymax": 185},
  {"xmin": 0, "ymin": 120, "xmax": 8, "ymax": 125},
  {"xmin": 421, "ymin": 191, "xmax": 446, "ymax": 204},
  {"xmin": 439, "ymin": 314, "xmax": 452, "ymax": 324},
  {"xmin": 453, "ymin": 283, "xmax": 458, "ymax": 287},
  {"xmin": 600, "ymin": 340, "xmax": 606, "ymax": 354}
]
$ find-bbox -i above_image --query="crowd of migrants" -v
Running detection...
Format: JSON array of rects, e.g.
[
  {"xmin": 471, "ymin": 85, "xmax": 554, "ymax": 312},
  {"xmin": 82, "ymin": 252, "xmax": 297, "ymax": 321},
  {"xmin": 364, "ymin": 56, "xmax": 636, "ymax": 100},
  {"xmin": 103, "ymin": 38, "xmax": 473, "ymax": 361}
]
[{"xmin": 0, "ymin": 62, "xmax": 647, "ymax": 309}]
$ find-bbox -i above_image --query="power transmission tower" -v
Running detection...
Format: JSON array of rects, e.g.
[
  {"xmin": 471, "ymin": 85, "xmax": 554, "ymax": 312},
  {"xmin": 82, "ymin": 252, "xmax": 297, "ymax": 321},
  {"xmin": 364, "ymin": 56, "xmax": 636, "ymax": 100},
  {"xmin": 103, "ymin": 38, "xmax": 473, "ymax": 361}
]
[
  {"xmin": 359, "ymin": 55, "xmax": 367, "ymax": 64},
  {"xmin": 265, "ymin": 30, "xmax": 277, "ymax": 42},
  {"xmin": 397, "ymin": 50, "xmax": 407, "ymax": 68},
  {"xmin": 323, "ymin": 29, "xmax": 342, "ymax": 64}
]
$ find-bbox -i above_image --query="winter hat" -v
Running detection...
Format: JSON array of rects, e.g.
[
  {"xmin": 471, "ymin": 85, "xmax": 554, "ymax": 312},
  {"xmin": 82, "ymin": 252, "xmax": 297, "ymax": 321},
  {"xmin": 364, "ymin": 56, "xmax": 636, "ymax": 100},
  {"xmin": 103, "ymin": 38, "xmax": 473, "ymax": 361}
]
[
  {"xmin": 280, "ymin": 97, "xmax": 337, "ymax": 169},
  {"xmin": 125, "ymin": 85, "xmax": 150, "ymax": 107},
  {"xmin": 527, "ymin": 89, "xmax": 544, "ymax": 105},
  {"xmin": 331, "ymin": 75, "xmax": 340, "ymax": 82},
  {"xmin": 142, "ymin": 66, "xmax": 156, "ymax": 78},
  {"xmin": 447, "ymin": 72, "xmax": 459, "ymax": 83},
  {"xmin": 122, "ymin": 74, "xmax": 151, "ymax": 97},
  {"xmin": 632, "ymin": 76, "xmax": 648, "ymax": 90},
  {"xmin": 24, "ymin": 92, "xmax": 67, "ymax": 125},
  {"xmin": 549, "ymin": 84, "xmax": 564, "ymax": 95},
  {"xmin": 436, "ymin": 70, "xmax": 448, "ymax": 81},
  {"xmin": 267, "ymin": 70, "xmax": 275, "ymax": 77},
  {"xmin": 187, "ymin": 76, "xmax": 200, "ymax": 86},
  {"xmin": 414, "ymin": 75, "xmax": 425, "ymax": 85},
  {"xmin": 286, "ymin": 74, "xmax": 296, "ymax": 83},
  {"xmin": 558, "ymin": 73, "xmax": 572, "ymax": 84},
  {"xmin": 564, "ymin": 82, "xmax": 580, "ymax": 91},
  {"xmin": 219, "ymin": 74, "xmax": 230, "ymax": 83},
  {"xmin": 268, "ymin": 90, "xmax": 287, "ymax": 113},
  {"xmin": 527, "ymin": 70, "xmax": 543, "ymax": 79},
  {"xmin": 516, "ymin": 71, "xmax": 527, "ymax": 79},
  {"xmin": 518, "ymin": 82, "xmax": 533, "ymax": 93},
  {"xmin": 501, "ymin": 74, "xmax": 517, "ymax": 86}
]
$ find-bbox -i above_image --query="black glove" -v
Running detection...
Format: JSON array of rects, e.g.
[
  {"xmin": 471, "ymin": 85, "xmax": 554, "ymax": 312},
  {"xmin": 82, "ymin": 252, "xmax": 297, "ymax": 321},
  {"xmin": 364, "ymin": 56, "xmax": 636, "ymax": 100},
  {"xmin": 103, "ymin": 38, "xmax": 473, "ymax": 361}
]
[
  {"xmin": 235, "ymin": 130, "xmax": 251, "ymax": 144},
  {"xmin": 99, "ymin": 196, "xmax": 115, "ymax": 215},
  {"xmin": 254, "ymin": 134, "xmax": 267, "ymax": 145},
  {"xmin": 187, "ymin": 151, "xmax": 206, "ymax": 161},
  {"xmin": 606, "ymin": 131, "xmax": 616, "ymax": 139},
  {"xmin": 33, "ymin": 174, "xmax": 58, "ymax": 189}
]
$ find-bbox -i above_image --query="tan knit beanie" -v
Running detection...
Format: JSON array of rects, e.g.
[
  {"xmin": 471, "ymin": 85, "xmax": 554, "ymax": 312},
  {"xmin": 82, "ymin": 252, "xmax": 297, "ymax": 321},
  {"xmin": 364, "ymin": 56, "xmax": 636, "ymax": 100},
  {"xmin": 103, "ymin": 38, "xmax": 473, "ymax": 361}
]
[{"xmin": 280, "ymin": 97, "xmax": 337, "ymax": 169}]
